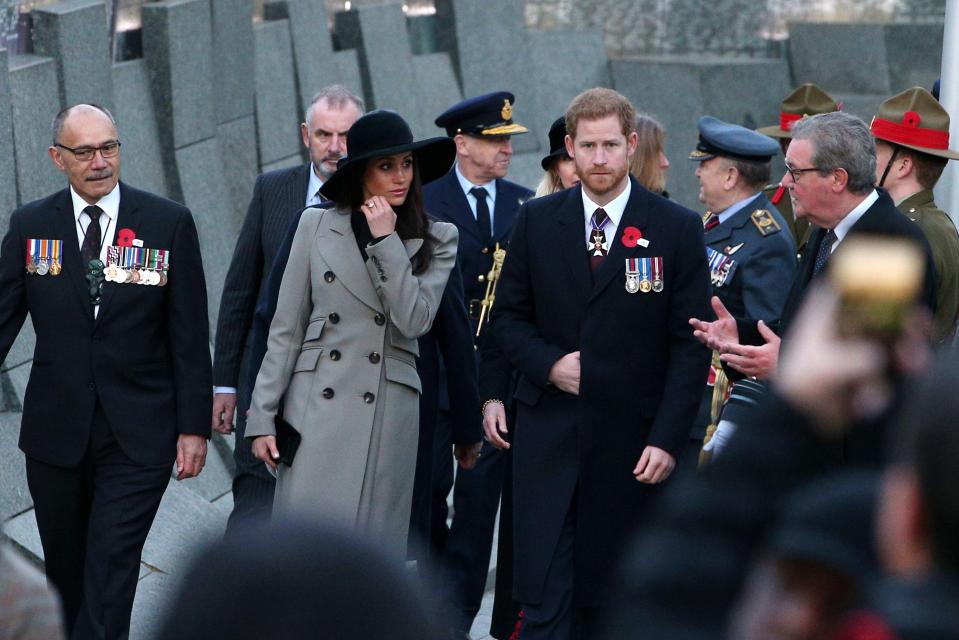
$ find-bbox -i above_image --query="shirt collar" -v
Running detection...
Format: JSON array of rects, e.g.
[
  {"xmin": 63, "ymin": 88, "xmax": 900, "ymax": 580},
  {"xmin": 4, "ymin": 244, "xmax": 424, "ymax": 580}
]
[
  {"xmin": 71, "ymin": 183, "xmax": 120, "ymax": 223},
  {"xmin": 455, "ymin": 163, "xmax": 497, "ymax": 202},
  {"xmin": 581, "ymin": 179, "xmax": 631, "ymax": 226},
  {"xmin": 833, "ymin": 189, "xmax": 879, "ymax": 244},
  {"xmin": 716, "ymin": 192, "xmax": 761, "ymax": 225},
  {"xmin": 307, "ymin": 164, "xmax": 324, "ymax": 204}
]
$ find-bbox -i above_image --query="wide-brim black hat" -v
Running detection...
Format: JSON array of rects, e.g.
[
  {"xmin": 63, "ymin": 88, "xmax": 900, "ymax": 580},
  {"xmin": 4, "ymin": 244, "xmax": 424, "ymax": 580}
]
[
  {"xmin": 320, "ymin": 110, "xmax": 456, "ymax": 203},
  {"xmin": 541, "ymin": 116, "xmax": 570, "ymax": 170}
]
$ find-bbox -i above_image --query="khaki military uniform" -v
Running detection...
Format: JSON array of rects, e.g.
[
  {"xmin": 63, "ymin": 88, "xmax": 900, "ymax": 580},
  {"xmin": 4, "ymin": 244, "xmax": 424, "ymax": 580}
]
[
  {"xmin": 762, "ymin": 183, "xmax": 814, "ymax": 259},
  {"xmin": 899, "ymin": 190, "xmax": 959, "ymax": 342}
]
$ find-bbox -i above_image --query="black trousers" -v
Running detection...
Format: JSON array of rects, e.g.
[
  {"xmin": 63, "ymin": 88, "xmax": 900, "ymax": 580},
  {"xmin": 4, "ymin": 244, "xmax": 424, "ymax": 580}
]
[
  {"xmin": 432, "ymin": 409, "xmax": 508, "ymax": 632},
  {"xmin": 25, "ymin": 404, "xmax": 170, "ymax": 639},
  {"xmin": 224, "ymin": 351, "xmax": 276, "ymax": 538}
]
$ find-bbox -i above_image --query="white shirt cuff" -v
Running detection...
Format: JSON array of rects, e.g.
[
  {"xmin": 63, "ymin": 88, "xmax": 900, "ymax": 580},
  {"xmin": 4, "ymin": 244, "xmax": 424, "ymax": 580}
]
[{"xmin": 214, "ymin": 386, "xmax": 237, "ymax": 394}]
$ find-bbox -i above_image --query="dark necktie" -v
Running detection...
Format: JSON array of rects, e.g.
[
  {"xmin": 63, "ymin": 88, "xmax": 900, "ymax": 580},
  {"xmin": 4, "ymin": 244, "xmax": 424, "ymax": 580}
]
[
  {"xmin": 81, "ymin": 205, "xmax": 103, "ymax": 266},
  {"xmin": 471, "ymin": 186, "xmax": 492, "ymax": 246},
  {"xmin": 704, "ymin": 212, "xmax": 720, "ymax": 232},
  {"xmin": 589, "ymin": 207, "xmax": 609, "ymax": 271},
  {"xmin": 812, "ymin": 228, "xmax": 837, "ymax": 277}
]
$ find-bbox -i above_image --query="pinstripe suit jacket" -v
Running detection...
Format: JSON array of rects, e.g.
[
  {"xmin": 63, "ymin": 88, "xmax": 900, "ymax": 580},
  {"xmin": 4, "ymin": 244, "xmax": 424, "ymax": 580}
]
[{"xmin": 213, "ymin": 163, "xmax": 312, "ymax": 390}]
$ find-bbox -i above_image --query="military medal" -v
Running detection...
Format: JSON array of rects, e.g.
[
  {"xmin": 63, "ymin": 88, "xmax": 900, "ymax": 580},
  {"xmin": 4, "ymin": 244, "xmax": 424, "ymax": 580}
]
[
  {"xmin": 625, "ymin": 258, "xmax": 641, "ymax": 294},
  {"xmin": 639, "ymin": 258, "xmax": 652, "ymax": 293},
  {"xmin": 706, "ymin": 247, "xmax": 737, "ymax": 287},
  {"xmin": 25, "ymin": 239, "xmax": 39, "ymax": 274},
  {"xmin": 49, "ymin": 240, "xmax": 62, "ymax": 276},
  {"xmin": 36, "ymin": 260, "xmax": 49, "ymax": 276},
  {"xmin": 652, "ymin": 256, "xmax": 664, "ymax": 292}
]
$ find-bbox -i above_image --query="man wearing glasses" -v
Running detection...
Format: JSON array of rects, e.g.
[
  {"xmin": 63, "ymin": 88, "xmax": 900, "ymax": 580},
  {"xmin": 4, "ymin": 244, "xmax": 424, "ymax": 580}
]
[
  {"xmin": 690, "ymin": 112, "xmax": 937, "ymax": 449},
  {"xmin": 0, "ymin": 103, "xmax": 212, "ymax": 638}
]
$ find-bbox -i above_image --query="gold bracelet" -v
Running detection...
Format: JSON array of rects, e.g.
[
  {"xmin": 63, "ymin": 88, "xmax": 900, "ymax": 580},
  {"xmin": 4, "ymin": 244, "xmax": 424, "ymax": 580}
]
[{"xmin": 481, "ymin": 399, "xmax": 504, "ymax": 415}]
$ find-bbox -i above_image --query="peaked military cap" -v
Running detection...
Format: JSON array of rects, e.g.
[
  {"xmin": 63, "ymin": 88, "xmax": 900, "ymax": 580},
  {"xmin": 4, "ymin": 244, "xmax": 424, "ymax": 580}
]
[
  {"xmin": 435, "ymin": 91, "xmax": 529, "ymax": 138},
  {"xmin": 871, "ymin": 86, "xmax": 959, "ymax": 160},
  {"xmin": 689, "ymin": 116, "xmax": 779, "ymax": 162},
  {"xmin": 757, "ymin": 83, "xmax": 841, "ymax": 139},
  {"xmin": 541, "ymin": 116, "xmax": 570, "ymax": 170}
]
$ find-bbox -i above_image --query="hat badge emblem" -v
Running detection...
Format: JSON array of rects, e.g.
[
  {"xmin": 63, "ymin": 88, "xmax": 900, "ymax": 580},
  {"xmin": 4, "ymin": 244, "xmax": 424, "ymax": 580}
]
[{"xmin": 501, "ymin": 99, "xmax": 513, "ymax": 121}]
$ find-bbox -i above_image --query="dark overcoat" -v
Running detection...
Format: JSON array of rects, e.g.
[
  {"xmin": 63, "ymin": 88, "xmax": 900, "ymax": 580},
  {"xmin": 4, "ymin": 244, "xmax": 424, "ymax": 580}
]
[{"xmin": 493, "ymin": 177, "xmax": 711, "ymax": 605}]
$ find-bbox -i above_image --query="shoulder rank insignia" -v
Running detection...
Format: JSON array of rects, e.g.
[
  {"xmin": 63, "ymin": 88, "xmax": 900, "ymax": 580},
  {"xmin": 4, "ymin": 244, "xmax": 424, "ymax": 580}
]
[
  {"xmin": 723, "ymin": 242, "xmax": 745, "ymax": 255},
  {"xmin": 751, "ymin": 209, "xmax": 781, "ymax": 236}
]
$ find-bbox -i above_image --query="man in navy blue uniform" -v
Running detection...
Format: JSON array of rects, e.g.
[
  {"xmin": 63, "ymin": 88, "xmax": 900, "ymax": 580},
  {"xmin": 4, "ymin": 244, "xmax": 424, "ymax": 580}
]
[
  {"xmin": 688, "ymin": 116, "xmax": 796, "ymax": 464},
  {"xmin": 423, "ymin": 91, "xmax": 533, "ymax": 634},
  {"xmin": 493, "ymin": 88, "xmax": 710, "ymax": 638}
]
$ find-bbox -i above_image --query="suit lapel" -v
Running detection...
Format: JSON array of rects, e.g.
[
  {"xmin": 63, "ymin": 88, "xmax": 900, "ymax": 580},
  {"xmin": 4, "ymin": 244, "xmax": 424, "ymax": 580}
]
[
  {"xmin": 291, "ymin": 163, "xmax": 312, "ymax": 209},
  {"xmin": 319, "ymin": 208, "xmax": 382, "ymax": 311},
  {"xmin": 53, "ymin": 189, "xmax": 94, "ymax": 323},
  {"xmin": 590, "ymin": 180, "xmax": 650, "ymax": 301},
  {"xmin": 96, "ymin": 184, "xmax": 140, "ymax": 322},
  {"xmin": 557, "ymin": 187, "xmax": 592, "ymax": 305}
]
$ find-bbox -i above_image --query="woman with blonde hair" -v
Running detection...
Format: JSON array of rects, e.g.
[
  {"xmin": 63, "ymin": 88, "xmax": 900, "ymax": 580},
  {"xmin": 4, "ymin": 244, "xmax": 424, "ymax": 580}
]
[
  {"xmin": 629, "ymin": 113, "xmax": 670, "ymax": 195},
  {"xmin": 533, "ymin": 116, "xmax": 580, "ymax": 197}
]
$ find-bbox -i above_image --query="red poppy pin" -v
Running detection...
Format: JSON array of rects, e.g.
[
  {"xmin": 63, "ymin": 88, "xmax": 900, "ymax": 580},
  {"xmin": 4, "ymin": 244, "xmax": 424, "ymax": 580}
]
[
  {"xmin": 621, "ymin": 226, "xmax": 642, "ymax": 248},
  {"xmin": 116, "ymin": 228, "xmax": 136, "ymax": 247}
]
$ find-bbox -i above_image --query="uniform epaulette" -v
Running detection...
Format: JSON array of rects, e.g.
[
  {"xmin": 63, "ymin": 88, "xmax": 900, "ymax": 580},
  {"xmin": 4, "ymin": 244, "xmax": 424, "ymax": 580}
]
[{"xmin": 751, "ymin": 209, "xmax": 781, "ymax": 236}]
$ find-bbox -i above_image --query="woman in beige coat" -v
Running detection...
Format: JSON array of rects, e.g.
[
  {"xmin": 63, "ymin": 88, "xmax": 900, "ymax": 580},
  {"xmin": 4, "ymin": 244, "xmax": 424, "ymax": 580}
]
[{"xmin": 246, "ymin": 110, "xmax": 458, "ymax": 556}]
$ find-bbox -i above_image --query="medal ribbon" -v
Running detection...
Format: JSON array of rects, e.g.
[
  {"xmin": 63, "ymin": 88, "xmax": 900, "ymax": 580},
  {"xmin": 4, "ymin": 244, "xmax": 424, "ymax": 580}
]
[
  {"xmin": 652, "ymin": 256, "xmax": 663, "ymax": 282},
  {"xmin": 51, "ymin": 240, "xmax": 61, "ymax": 266},
  {"xmin": 625, "ymin": 257, "xmax": 640, "ymax": 275},
  {"xmin": 640, "ymin": 258, "xmax": 650, "ymax": 281}
]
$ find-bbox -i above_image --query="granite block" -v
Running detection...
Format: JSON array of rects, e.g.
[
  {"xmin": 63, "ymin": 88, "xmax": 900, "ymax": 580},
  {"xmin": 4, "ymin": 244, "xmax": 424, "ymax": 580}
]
[
  {"xmin": 211, "ymin": 0, "xmax": 255, "ymax": 123},
  {"xmin": 0, "ymin": 48, "xmax": 15, "ymax": 219},
  {"xmin": 130, "ymin": 570, "xmax": 182, "ymax": 640},
  {"xmin": 9, "ymin": 54, "xmax": 63, "ymax": 206},
  {"xmin": 141, "ymin": 0, "xmax": 215, "ymax": 154},
  {"xmin": 883, "ymin": 23, "xmax": 943, "ymax": 92},
  {"xmin": 433, "ymin": 0, "xmax": 536, "ymax": 153},
  {"xmin": 140, "ymin": 480, "xmax": 229, "ymax": 572},
  {"xmin": 350, "ymin": 4, "xmax": 420, "ymax": 122},
  {"xmin": 178, "ymin": 431, "xmax": 235, "ymax": 501},
  {"xmin": 275, "ymin": 0, "xmax": 363, "ymax": 110},
  {"xmin": 112, "ymin": 60, "xmax": 169, "ymax": 198},
  {"xmin": 31, "ymin": 0, "xmax": 113, "ymax": 110},
  {"xmin": 3, "ymin": 509, "xmax": 41, "ymax": 561},
  {"xmin": 174, "ymin": 138, "xmax": 240, "ymax": 330},
  {"xmin": 0, "ymin": 414, "xmax": 30, "ymax": 521},
  {"xmin": 261, "ymin": 153, "xmax": 303, "ymax": 174},
  {"xmin": 253, "ymin": 19, "xmax": 301, "ymax": 166},
  {"xmin": 217, "ymin": 116, "xmax": 258, "ymax": 227},
  {"xmin": 788, "ymin": 23, "xmax": 891, "ymax": 95},
  {"xmin": 524, "ymin": 28, "xmax": 611, "ymax": 155},
  {"xmin": 612, "ymin": 56, "xmax": 790, "ymax": 212},
  {"xmin": 410, "ymin": 53, "xmax": 462, "ymax": 138}
]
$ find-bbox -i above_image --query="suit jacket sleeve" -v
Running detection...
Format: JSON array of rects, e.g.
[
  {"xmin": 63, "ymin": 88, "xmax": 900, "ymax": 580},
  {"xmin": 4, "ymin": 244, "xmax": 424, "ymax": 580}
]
[
  {"xmin": 167, "ymin": 209, "xmax": 213, "ymax": 437},
  {"xmin": 243, "ymin": 208, "xmax": 305, "ymax": 400},
  {"xmin": 478, "ymin": 333, "xmax": 513, "ymax": 406},
  {"xmin": 364, "ymin": 223, "xmax": 458, "ymax": 339},
  {"xmin": 646, "ymin": 213, "xmax": 712, "ymax": 456},
  {"xmin": 213, "ymin": 174, "xmax": 267, "ymax": 387},
  {"xmin": 493, "ymin": 206, "xmax": 567, "ymax": 388},
  {"xmin": 245, "ymin": 210, "xmax": 319, "ymax": 439},
  {"xmin": 0, "ymin": 210, "xmax": 29, "ymax": 365},
  {"xmin": 434, "ymin": 262, "xmax": 482, "ymax": 446}
]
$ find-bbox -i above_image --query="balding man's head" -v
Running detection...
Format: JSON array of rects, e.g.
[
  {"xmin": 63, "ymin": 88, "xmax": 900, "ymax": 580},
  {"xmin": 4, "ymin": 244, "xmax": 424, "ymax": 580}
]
[{"xmin": 48, "ymin": 104, "xmax": 121, "ymax": 204}]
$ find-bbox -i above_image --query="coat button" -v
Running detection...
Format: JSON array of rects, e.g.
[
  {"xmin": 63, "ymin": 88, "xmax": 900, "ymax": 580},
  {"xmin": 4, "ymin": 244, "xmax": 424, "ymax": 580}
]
[
  {"xmin": 478, "ymin": 274, "xmax": 486, "ymax": 283},
  {"xmin": 374, "ymin": 313, "xmax": 386, "ymax": 325},
  {"xmin": 363, "ymin": 392, "xmax": 375, "ymax": 403},
  {"xmin": 368, "ymin": 352, "xmax": 381, "ymax": 364},
  {"xmin": 324, "ymin": 271, "xmax": 335, "ymax": 283},
  {"xmin": 481, "ymin": 247, "xmax": 489, "ymax": 254},
  {"xmin": 88, "ymin": 382, "xmax": 96, "ymax": 391},
  {"xmin": 329, "ymin": 312, "xmax": 340, "ymax": 324},
  {"xmin": 329, "ymin": 350, "xmax": 341, "ymax": 361},
  {"xmin": 322, "ymin": 388, "xmax": 335, "ymax": 399}
]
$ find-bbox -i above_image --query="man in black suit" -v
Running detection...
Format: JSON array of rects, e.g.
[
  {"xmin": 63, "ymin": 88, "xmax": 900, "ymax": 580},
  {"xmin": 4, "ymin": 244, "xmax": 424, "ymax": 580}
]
[
  {"xmin": 212, "ymin": 85, "xmax": 363, "ymax": 532},
  {"xmin": 0, "ymin": 104, "xmax": 211, "ymax": 638},
  {"xmin": 493, "ymin": 88, "xmax": 711, "ymax": 638},
  {"xmin": 691, "ymin": 111, "xmax": 937, "ymax": 462},
  {"xmin": 423, "ymin": 91, "xmax": 533, "ymax": 634},
  {"xmin": 692, "ymin": 112, "xmax": 936, "ymax": 382}
]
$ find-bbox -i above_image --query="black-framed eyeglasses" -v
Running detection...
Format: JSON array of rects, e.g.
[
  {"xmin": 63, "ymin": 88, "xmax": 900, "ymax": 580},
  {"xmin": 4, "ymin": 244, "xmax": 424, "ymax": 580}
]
[
  {"xmin": 784, "ymin": 161, "xmax": 828, "ymax": 182},
  {"xmin": 55, "ymin": 140, "xmax": 121, "ymax": 162}
]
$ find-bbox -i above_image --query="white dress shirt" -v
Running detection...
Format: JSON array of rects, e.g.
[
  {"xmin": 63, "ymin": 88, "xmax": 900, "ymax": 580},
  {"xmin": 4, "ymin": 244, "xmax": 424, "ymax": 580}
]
[
  {"xmin": 455, "ymin": 163, "xmax": 497, "ymax": 227},
  {"xmin": 71, "ymin": 184, "xmax": 119, "ymax": 319},
  {"xmin": 581, "ymin": 179, "xmax": 631, "ymax": 252},
  {"xmin": 831, "ymin": 189, "xmax": 879, "ymax": 251}
]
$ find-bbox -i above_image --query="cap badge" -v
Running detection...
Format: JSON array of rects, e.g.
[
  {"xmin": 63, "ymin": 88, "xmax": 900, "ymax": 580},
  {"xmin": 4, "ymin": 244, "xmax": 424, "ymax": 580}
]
[{"xmin": 501, "ymin": 99, "xmax": 513, "ymax": 121}]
